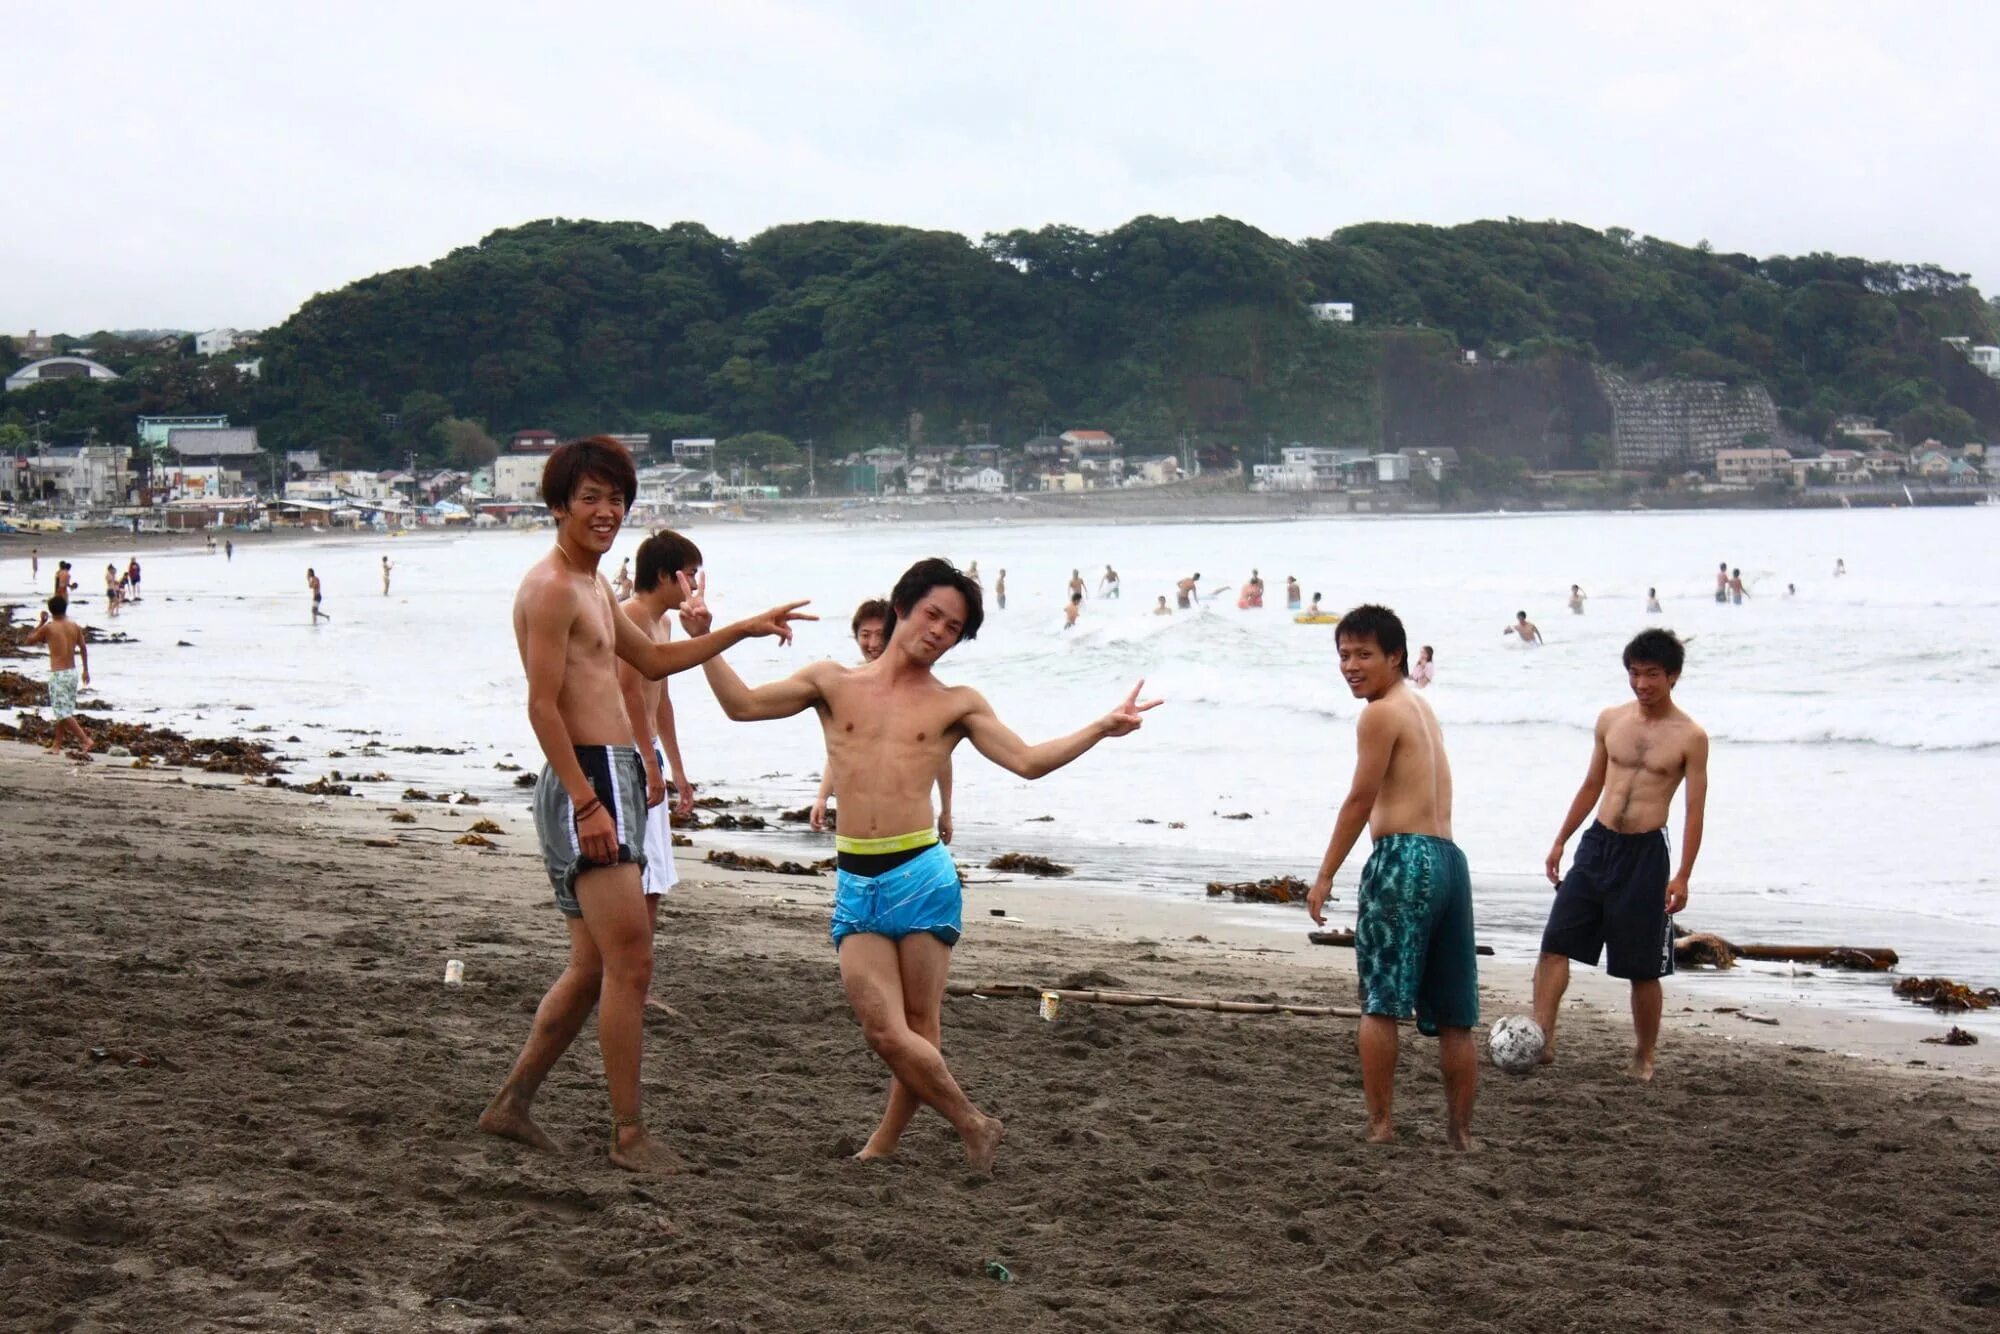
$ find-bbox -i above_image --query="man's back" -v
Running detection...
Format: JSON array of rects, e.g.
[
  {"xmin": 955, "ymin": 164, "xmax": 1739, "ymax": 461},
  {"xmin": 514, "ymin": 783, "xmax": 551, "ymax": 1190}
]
[
  {"xmin": 1368, "ymin": 685, "xmax": 1452, "ymax": 841},
  {"xmin": 40, "ymin": 617, "xmax": 84, "ymax": 669}
]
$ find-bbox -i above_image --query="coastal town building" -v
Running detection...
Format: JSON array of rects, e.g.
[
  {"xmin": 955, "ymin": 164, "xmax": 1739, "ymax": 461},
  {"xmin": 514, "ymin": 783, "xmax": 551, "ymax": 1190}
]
[
  {"xmin": 944, "ymin": 466, "xmax": 1007, "ymax": 494},
  {"xmin": 5, "ymin": 355, "xmax": 120, "ymax": 392},
  {"xmin": 164, "ymin": 426, "xmax": 263, "ymax": 499},
  {"xmin": 1309, "ymin": 301, "xmax": 1355, "ymax": 323},
  {"xmin": 670, "ymin": 437, "xmax": 717, "ymax": 466},
  {"xmin": 10, "ymin": 330, "xmax": 55, "ymax": 360},
  {"xmin": 508, "ymin": 429, "xmax": 559, "ymax": 453},
  {"xmin": 1715, "ymin": 447, "xmax": 1793, "ymax": 487},
  {"xmin": 195, "ymin": 328, "xmax": 245, "ymax": 357},
  {"xmin": 1970, "ymin": 346, "xmax": 2000, "ymax": 379},
  {"xmin": 492, "ymin": 454, "xmax": 547, "ymax": 502},
  {"xmin": 16, "ymin": 444, "xmax": 133, "ymax": 507}
]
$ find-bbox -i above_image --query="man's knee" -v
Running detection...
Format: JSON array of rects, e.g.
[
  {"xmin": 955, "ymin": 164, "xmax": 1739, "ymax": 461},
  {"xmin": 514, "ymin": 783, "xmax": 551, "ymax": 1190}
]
[
  {"xmin": 859, "ymin": 1012, "xmax": 911, "ymax": 1057},
  {"xmin": 598, "ymin": 939, "xmax": 654, "ymax": 991}
]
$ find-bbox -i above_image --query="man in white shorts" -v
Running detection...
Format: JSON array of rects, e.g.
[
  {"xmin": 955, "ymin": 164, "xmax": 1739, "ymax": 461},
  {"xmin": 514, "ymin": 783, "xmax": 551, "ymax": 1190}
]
[{"xmin": 616, "ymin": 530, "xmax": 703, "ymax": 1002}]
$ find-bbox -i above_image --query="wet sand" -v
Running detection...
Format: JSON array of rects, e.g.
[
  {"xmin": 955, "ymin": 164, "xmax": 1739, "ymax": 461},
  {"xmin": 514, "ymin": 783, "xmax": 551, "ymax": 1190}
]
[{"xmin": 3, "ymin": 747, "xmax": 1999, "ymax": 1332}]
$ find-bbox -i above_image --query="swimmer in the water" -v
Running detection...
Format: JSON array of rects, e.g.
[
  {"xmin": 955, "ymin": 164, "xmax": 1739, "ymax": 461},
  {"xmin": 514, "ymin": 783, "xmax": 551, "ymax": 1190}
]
[
  {"xmin": 1285, "ymin": 576, "xmax": 1301, "ymax": 609},
  {"xmin": 1645, "ymin": 588, "xmax": 1662, "ymax": 614},
  {"xmin": 1063, "ymin": 591, "xmax": 1082, "ymax": 629},
  {"xmin": 1569, "ymin": 585, "xmax": 1586, "ymax": 615},
  {"xmin": 1505, "ymin": 611, "xmax": 1543, "ymax": 645},
  {"xmin": 1153, "ymin": 595, "xmax": 1172, "ymax": 616}
]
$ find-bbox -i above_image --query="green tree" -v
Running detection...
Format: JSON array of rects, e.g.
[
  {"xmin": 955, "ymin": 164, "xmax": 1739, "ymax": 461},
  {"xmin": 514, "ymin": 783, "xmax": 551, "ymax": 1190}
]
[
  {"xmin": 439, "ymin": 417, "xmax": 499, "ymax": 467},
  {"xmin": 716, "ymin": 431, "xmax": 798, "ymax": 472}
]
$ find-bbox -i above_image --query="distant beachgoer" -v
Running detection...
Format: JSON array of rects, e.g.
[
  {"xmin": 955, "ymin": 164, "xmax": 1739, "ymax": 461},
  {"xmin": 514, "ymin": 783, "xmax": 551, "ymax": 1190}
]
[
  {"xmin": 613, "ymin": 558, "xmax": 634, "ymax": 600},
  {"xmin": 225, "ymin": 540, "xmax": 234, "ymax": 561},
  {"xmin": 1099, "ymin": 565, "xmax": 1119, "ymax": 598},
  {"xmin": 1307, "ymin": 605, "xmax": 1475, "ymax": 1150},
  {"xmin": 813, "ymin": 597, "xmax": 952, "ymax": 840},
  {"xmin": 1285, "ymin": 576, "xmax": 1301, "ymax": 609},
  {"xmin": 995, "ymin": 569, "xmax": 1006, "ymax": 610},
  {"xmin": 1714, "ymin": 561, "xmax": 1728, "ymax": 604},
  {"xmin": 1308, "ymin": 592, "xmax": 1324, "ymax": 617},
  {"xmin": 967, "ymin": 561, "xmax": 979, "ymax": 583},
  {"xmin": 478, "ymin": 436, "xmax": 812, "ymax": 1174},
  {"xmin": 1240, "ymin": 569, "xmax": 1264, "ymax": 608},
  {"xmin": 1068, "ymin": 569, "xmax": 1086, "ymax": 600},
  {"xmin": 1569, "ymin": 585, "xmax": 1586, "ymax": 615},
  {"xmin": 307, "ymin": 568, "xmax": 329, "ymax": 622},
  {"xmin": 1176, "ymin": 572, "xmax": 1200, "ymax": 610},
  {"xmin": 1729, "ymin": 569, "xmax": 1748, "ymax": 605},
  {"xmin": 1834, "ymin": 558, "xmax": 1846, "ymax": 577},
  {"xmin": 1505, "ymin": 611, "xmax": 1543, "ymax": 645},
  {"xmin": 1784, "ymin": 583, "xmax": 1796, "ymax": 598},
  {"xmin": 1154, "ymin": 595, "xmax": 1172, "ymax": 616},
  {"xmin": 1064, "ymin": 591, "xmax": 1082, "ymax": 629},
  {"xmin": 381, "ymin": 555, "xmax": 394, "ymax": 595},
  {"xmin": 104, "ymin": 563, "xmax": 121, "ymax": 617},
  {"xmin": 126, "ymin": 558, "xmax": 141, "ymax": 601},
  {"xmin": 1412, "ymin": 645, "xmax": 1435, "ymax": 688},
  {"xmin": 27, "ymin": 595, "xmax": 91, "ymax": 756},
  {"xmin": 1645, "ymin": 588, "xmax": 1662, "ymax": 614},
  {"xmin": 206, "ymin": 533, "xmax": 216, "ymax": 554},
  {"xmin": 30, "ymin": 548, "xmax": 38, "ymax": 578},
  {"xmin": 696, "ymin": 555, "xmax": 1158, "ymax": 1170},
  {"xmin": 52, "ymin": 561, "xmax": 73, "ymax": 601},
  {"xmin": 1535, "ymin": 629, "xmax": 1708, "ymax": 1082}
]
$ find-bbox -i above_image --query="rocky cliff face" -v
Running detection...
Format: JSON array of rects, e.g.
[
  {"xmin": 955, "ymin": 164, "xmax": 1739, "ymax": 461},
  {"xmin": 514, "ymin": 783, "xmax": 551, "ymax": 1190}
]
[{"xmin": 1594, "ymin": 368, "xmax": 1781, "ymax": 469}]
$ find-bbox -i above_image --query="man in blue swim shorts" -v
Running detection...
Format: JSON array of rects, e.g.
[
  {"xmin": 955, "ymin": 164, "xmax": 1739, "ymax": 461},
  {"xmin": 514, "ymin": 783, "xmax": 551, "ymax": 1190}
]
[
  {"xmin": 1307, "ymin": 604, "xmax": 1478, "ymax": 1150},
  {"xmin": 698, "ymin": 557, "xmax": 1162, "ymax": 1173}
]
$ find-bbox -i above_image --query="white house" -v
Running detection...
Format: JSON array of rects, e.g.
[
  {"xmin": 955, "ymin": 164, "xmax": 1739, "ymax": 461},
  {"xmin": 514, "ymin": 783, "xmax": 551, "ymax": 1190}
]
[
  {"xmin": 904, "ymin": 464, "xmax": 936, "ymax": 495},
  {"xmin": 19, "ymin": 445, "xmax": 131, "ymax": 507},
  {"xmin": 492, "ymin": 455, "xmax": 548, "ymax": 502},
  {"xmin": 195, "ymin": 329, "xmax": 244, "ymax": 357},
  {"xmin": 945, "ymin": 466, "xmax": 1006, "ymax": 494},
  {"xmin": 1058, "ymin": 429, "xmax": 1117, "ymax": 466},
  {"xmin": 1970, "ymin": 346, "xmax": 2000, "ymax": 379},
  {"xmin": 670, "ymin": 437, "xmax": 717, "ymax": 466},
  {"xmin": 1309, "ymin": 301, "xmax": 1355, "ymax": 324},
  {"xmin": 5, "ymin": 355, "xmax": 120, "ymax": 392},
  {"xmin": 1371, "ymin": 453, "xmax": 1411, "ymax": 484},
  {"xmin": 1131, "ymin": 455, "xmax": 1183, "ymax": 486}
]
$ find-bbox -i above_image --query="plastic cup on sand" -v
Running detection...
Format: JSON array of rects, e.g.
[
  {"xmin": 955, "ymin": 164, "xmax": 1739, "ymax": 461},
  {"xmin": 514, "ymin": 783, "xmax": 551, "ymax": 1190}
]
[
  {"xmin": 1038, "ymin": 991, "xmax": 1060, "ymax": 1022},
  {"xmin": 444, "ymin": 959, "xmax": 465, "ymax": 986}
]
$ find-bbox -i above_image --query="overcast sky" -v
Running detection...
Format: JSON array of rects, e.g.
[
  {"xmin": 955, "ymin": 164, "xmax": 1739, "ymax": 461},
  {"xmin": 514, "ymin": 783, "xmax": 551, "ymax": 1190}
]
[{"xmin": 7, "ymin": 1, "xmax": 1997, "ymax": 333}]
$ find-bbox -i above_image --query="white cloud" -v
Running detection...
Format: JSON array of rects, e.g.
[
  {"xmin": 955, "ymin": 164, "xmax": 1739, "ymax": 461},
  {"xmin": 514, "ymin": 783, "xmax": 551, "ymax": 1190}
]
[{"xmin": 3, "ymin": 0, "xmax": 1996, "ymax": 331}]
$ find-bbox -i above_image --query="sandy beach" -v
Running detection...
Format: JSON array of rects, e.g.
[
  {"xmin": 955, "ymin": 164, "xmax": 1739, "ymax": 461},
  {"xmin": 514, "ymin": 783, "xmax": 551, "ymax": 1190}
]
[{"xmin": 3, "ymin": 744, "xmax": 1998, "ymax": 1333}]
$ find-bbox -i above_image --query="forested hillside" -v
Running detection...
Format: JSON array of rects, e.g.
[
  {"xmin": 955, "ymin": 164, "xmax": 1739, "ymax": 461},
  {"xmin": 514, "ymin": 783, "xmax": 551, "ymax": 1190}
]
[{"xmin": 9, "ymin": 217, "xmax": 1998, "ymax": 468}]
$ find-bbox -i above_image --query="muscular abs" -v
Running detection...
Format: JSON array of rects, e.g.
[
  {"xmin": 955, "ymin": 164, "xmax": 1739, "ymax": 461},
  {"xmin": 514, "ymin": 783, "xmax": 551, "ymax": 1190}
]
[
  {"xmin": 1596, "ymin": 713, "xmax": 1691, "ymax": 833},
  {"xmin": 817, "ymin": 674, "xmax": 960, "ymax": 838}
]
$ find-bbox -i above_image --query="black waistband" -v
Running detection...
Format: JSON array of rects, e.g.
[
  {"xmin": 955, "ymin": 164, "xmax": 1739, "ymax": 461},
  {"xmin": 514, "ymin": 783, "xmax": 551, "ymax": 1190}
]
[
  {"xmin": 1588, "ymin": 820, "xmax": 1666, "ymax": 844},
  {"xmin": 837, "ymin": 844, "xmax": 931, "ymax": 877}
]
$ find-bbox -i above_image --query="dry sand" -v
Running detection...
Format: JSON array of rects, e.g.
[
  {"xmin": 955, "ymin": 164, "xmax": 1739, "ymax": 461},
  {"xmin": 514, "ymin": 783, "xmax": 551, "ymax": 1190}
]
[{"xmin": 3, "ymin": 745, "xmax": 1999, "ymax": 1333}]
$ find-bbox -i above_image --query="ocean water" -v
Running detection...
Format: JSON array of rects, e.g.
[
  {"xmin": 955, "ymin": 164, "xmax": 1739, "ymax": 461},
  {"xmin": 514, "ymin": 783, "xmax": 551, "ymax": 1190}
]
[{"xmin": 12, "ymin": 505, "xmax": 2000, "ymax": 1020}]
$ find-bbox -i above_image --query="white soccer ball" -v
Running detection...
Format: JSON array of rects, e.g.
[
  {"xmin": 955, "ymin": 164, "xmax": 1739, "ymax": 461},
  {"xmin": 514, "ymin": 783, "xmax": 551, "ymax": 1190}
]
[{"xmin": 1487, "ymin": 1015, "xmax": 1546, "ymax": 1075}]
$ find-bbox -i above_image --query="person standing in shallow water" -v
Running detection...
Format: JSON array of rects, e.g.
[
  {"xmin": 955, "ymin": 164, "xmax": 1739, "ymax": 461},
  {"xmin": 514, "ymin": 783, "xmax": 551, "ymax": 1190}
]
[
  {"xmin": 696, "ymin": 557, "xmax": 1160, "ymax": 1173},
  {"xmin": 1533, "ymin": 629, "xmax": 1708, "ymax": 1082},
  {"xmin": 478, "ymin": 436, "xmax": 813, "ymax": 1175},
  {"xmin": 307, "ymin": 569, "xmax": 329, "ymax": 622},
  {"xmin": 1306, "ymin": 605, "xmax": 1476, "ymax": 1150},
  {"xmin": 27, "ymin": 595, "xmax": 92, "ymax": 756}
]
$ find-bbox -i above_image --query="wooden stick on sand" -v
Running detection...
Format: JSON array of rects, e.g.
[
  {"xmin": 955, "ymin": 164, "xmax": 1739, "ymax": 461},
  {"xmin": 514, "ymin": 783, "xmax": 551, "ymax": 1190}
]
[{"xmin": 947, "ymin": 981, "xmax": 1361, "ymax": 1019}]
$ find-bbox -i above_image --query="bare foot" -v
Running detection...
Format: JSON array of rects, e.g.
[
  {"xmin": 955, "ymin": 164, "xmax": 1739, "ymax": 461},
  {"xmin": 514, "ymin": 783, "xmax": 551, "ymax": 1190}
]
[
  {"xmin": 1364, "ymin": 1121, "xmax": 1396, "ymax": 1146},
  {"xmin": 1448, "ymin": 1127, "xmax": 1478, "ymax": 1152},
  {"xmin": 853, "ymin": 1135, "xmax": 897, "ymax": 1162},
  {"xmin": 609, "ymin": 1129, "xmax": 695, "ymax": 1175},
  {"xmin": 961, "ymin": 1114, "xmax": 1005, "ymax": 1174},
  {"xmin": 1537, "ymin": 1042, "xmax": 1556, "ymax": 1066},
  {"xmin": 1628, "ymin": 1055, "xmax": 1656, "ymax": 1082},
  {"xmin": 643, "ymin": 993, "xmax": 682, "ymax": 1017},
  {"xmin": 477, "ymin": 1095, "xmax": 558, "ymax": 1152}
]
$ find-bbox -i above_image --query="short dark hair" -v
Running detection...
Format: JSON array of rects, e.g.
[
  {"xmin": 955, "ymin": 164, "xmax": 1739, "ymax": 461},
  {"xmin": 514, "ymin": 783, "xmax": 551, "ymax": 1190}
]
[
  {"xmin": 850, "ymin": 598, "xmax": 892, "ymax": 636},
  {"xmin": 1335, "ymin": 603, "xmax": 1409, "ymax": 677},
  {"xmin": 47, "ymin": 595, "xmax": 66, "ymax": 616},
  {"xmin": 1623, "ymin": 629, "xmax": 1685, "ymax": 676},
  {"xmin": 1517, "ymin": 610, "xmax": 1527, "ymax": 619},
  {"xmin": 635, "ymin": 529, "xmax": 702, "ymax": 592},
  {"xmin": 888, "ymin": 557, "xmax": 984, "ymax": 644},
  {"xmin": 541, "ymin": 435, "xmax": 638, "ymax": 511}
]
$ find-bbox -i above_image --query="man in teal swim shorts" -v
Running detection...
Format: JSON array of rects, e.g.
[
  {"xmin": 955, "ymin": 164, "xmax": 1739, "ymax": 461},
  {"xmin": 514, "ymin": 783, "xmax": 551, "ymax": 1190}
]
[
  {"xmin": 698, "ymin": 557, "xmax": 1161, "ymax": 1173},
  {"xmin": 1307, "ymin": 604, "xmax": 1478, "ymax": 1150}
]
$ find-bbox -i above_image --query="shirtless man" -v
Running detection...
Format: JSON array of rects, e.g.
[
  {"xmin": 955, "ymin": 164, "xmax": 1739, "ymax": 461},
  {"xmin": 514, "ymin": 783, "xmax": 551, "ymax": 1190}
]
[
  {"xmin": 1099, "ymin": 565, "xmax": 1120, "ymax": 598},
  {"xmin": 1064, "ymin": 591, "xmax": 1082, "ymax": 629},
  {"xmin": 613, "ymin": 557, "xmax": 634, "ymax": 601},
  {"xmin": 1285, "ymin": 576, "xmax": 1301, "ymax": 610},
  {"xmin": 381, "ymin": 556, "xmax": 394, "ymax": 595},
  {"xmin": 1067, "ymin": 569, "xmax": 1086, "ymax": 601},
  {"xmin": 1176, "ymin": 572, "xmax": 1200, "ymax": 610},
  {"xmin": 1568, "ymin": 585, "xmax": 1586, "ymax": 615},
  {"xmin": 479, "ymin": 437, "xmax": 812, "ymax": 1173},
  {"xmin": 27, "ymin": 595, "xmax": 92, "ymax": 756},
  {"xmin": 811, "ymin": 598, "xmax": 952, "ymax": 842},
  {"xmin": 104, "ymin": 563, "xmax": 122, "ymax": 617},
  {"xmin": 1645, "ymin": 588, "xmax": 1662, "ymax": 614},
  {"xmin": 994, "ymin": 569, "xmax": 1006, "ymax": 610},
  {"xmin": 1729, "ymin": 568, "xmax": 1748, "ymax": 604},
  {"xmin": 1504, "ymin": 610, "xmax": 1542, "ymax": 644},
  {"xmin": 1532, "ymin": 629, "xmax": 1708, "ymax": 1081},
  {"xmin": 1306, "ymin": 605, "xmax": 1475, "ymax": 1150},
  {"xmin": 1714, "ymin": 561, "xmax": 1729, "ymax": 604},
  {"xmin": 615, "ymin": 529, "xmax": 704, "ymax": 992},
  {"xmin": 307, "ymin": 568, "xmax": 329, "ymax": 622},
  {"xmin": 698, "ymin": 557, "xmax": 1159, "ymax": 1172},
  {"xmin": 1153, "ymin": 595, "xmax": 1172, "ymax": 616},
  {"xmin": 52, "ymin": 561, "xmax": 74, "ymax": 602}
]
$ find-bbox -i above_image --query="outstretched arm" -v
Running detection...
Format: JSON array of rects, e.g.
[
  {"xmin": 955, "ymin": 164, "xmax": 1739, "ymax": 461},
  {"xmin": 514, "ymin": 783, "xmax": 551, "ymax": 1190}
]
[
  {"xmin": 611, "ymin": 581, "xmax": 814, "ymax": 681},
  {"xmin": 1669, "ymin": 731, "xmax": 1709, "ymax": 913},
  {"xmin": 961, "ymin": 680, "xmax": 1161, "ymax": 780},
  {"xmin": 1546, "ymin": 712, "xmax": 1612, "ymax": 883},
  {"xmin": 1306, "ymin": 704, "xmax": 1395, "ymax": 924},
  {"xmin": 702, "ymin": 655, "xmax": 829, "ymax": 722}
]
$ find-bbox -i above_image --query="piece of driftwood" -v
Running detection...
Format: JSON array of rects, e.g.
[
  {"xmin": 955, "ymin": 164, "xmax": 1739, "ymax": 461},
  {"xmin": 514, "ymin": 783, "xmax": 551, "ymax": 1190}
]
[
  {"xmin": 947, "ymin": 981, "xmax": 1360, "ymax": 1019},
  {"xmin": 1734, "ymin": 943, "xmax": 1899, "ymax": 970},
  {"xmin": 1309, "ymin": 930, "xmax": 1494, "ymax": 957}
]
